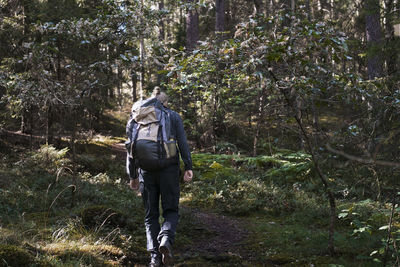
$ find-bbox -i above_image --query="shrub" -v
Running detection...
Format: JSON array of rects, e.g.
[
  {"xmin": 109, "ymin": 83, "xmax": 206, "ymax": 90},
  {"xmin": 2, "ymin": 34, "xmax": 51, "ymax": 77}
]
[{"xmin": 0, "ymin": 244, "xmax": 33, "ymax": 267}]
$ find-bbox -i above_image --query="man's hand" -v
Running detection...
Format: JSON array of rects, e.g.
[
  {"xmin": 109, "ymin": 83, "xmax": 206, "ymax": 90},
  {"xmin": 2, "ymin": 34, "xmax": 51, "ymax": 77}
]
[
  {"xmin": 183, "ymin": 170, "xmax": 193, "ymax": 183},
  {"xmin": 129, "ymin": 178, "xmax": 139, "ymax": 190}
]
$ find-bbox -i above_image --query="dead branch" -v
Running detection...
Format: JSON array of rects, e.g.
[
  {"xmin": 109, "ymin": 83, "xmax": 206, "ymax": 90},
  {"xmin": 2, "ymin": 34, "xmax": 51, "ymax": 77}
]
[{"xmin": 326, "ymin": 144, "xmax": 400, "ymax": 168}]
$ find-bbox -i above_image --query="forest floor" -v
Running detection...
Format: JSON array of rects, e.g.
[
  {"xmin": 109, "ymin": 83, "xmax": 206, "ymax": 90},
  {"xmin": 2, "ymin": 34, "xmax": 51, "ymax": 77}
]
[
  {"xmin": 109, "ymin": 142, "xmax": 252, "ymax": 266},
  {"xmin": 0, "ymin": 127, "xmax": 391, "ymax": 266}
]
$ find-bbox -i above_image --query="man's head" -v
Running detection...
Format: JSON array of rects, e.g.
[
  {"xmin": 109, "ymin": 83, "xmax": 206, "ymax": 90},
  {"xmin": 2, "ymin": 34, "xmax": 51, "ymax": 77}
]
[{"xmin": 152, "ymin": 87, "xmax": 169, "ymax": 107}]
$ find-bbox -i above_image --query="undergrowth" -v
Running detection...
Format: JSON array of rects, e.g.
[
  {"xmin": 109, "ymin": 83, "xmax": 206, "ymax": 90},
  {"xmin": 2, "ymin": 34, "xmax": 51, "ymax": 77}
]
[
  {"xmin": 181, "ymin": 152, "xmax": 397, "ymax": 266},
  {"xmin": 0, "ymin": 141, "xmax": 398, "ymax": 266}
]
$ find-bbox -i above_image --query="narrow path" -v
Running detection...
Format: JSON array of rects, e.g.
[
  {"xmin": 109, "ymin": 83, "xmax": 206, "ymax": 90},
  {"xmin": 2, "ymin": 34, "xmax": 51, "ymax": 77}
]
[
  {"xmin": 110, "ymin": 142, "xmax": 252, "ymax": 266},
  {"xmin": 183, "ymin": 208, "xmax": 248, "ymax": 256},
  {"xmin": 176, "ymin": 207, "xmax": 252, "ymax": 266},
  {"xmin": 110, "ymin": 142, "xmax": 126, "ymax": 158}
]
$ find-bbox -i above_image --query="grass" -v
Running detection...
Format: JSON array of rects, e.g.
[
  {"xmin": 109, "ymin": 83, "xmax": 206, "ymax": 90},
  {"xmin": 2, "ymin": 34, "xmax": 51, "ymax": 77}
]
[
  {"xmin": 0, "ymin": 135, "xmax": 398, "ymax": 266},
  {"xmin": 180, "ymin": 152, "xmax": 395, "ymax": 266}
]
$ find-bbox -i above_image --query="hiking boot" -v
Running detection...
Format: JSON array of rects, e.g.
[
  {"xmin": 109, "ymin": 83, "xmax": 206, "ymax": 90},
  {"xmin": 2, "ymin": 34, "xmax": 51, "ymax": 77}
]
[
  {"xmin": 149, "ymin": 251, "xmax": 162, "ymax": 267},
  {"xmin": 159, "ymin": 237, "xmax": 174, "ymax": 266}
]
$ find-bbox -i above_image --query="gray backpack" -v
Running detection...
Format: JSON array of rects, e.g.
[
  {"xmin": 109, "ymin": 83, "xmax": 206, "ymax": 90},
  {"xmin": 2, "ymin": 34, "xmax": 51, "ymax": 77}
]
[{"xmin": 125, "ymin": 97, "xmax": 177, "ymax": 171}]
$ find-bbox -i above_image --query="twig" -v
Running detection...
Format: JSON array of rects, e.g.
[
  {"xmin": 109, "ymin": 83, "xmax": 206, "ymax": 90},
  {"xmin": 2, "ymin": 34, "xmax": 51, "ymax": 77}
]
[
  {"xmin": 383, "ymin": 193, "xmax": 397, "ymax": 267},
  {"xmin": 326, "ymin": 144, "xmax": 400, "ymax": 168},
  {"xmin": 95, "ymin": 211, "xmax": 117, "ymax": 234},
  {"xmin": 268, "ymin": 67, "xmax": 336, "ymax": 256}
]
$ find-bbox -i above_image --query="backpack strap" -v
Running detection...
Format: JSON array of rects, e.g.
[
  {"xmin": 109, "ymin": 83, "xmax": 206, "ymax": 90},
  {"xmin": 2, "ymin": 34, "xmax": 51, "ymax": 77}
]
[
  {"xmin": 160, "ymin": 110, "xmax": 168, "ymax": 143},
  {"xmin": 128, "ymin": 123, "xmax": 140, "ymax": 158}
]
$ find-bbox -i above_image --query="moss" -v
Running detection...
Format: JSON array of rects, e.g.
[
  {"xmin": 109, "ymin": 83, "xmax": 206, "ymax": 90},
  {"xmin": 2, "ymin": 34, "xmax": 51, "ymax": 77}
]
[
  {"xmin": 268, "ymin": 253, "xmax": 294, "ymax": 265},
  {"xmin": 57, "ymin": 249, "xmax": 115, "ymax": 266},
  {"xmin": 35, "ymin": 259, "xmax": 56, "ymax": 267},
  {"xmin": 0, "ymin": 244, "xmax": 34, "ymax": 267},
  {"xmin": 80, "ymin": 205, "xmax": 127, "ymax": 229}
]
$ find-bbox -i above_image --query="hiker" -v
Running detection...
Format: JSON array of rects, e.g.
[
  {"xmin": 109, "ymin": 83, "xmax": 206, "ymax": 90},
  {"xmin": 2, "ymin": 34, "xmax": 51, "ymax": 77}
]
[{"xmin": 126, "ymin": 88, "xmax": 193, "ymax": 267}]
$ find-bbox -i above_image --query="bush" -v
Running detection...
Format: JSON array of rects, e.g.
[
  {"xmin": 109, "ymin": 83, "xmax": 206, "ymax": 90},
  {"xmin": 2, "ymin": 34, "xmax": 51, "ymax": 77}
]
[
  {"xmin": 0, "ymin": 244, "xmax": 34, "ymax": 267},
  {"xmin": 185, "ymin": 153, "xmax": 314, "ymax": 215}
]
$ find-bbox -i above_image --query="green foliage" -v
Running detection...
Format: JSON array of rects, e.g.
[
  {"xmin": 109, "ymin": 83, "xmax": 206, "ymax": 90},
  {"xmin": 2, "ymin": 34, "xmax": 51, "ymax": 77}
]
[
  {"xmin": 0, "ymin": 244, "xmax": 34, "ymax": 267},
  {"xmin": 185, "ymin": 152, "xmax": 315, "ymax": 215},
  {"xmin": 80, "ymin": 205, "xmax": 127, "ymax": 230},
  {"xmin": 0, "ymin": 0, "xmax": 158, "ymax": 136},
  {"xmin": 0, "ymin": 142, "xmax": 148, "ymax": 266},
  {"xmin": 337, "ymin": 198, "xmax": 400, "ymax": 264},
  {"xmin": 1, "ymin": 0, "xmax": 400, "ymax": 265},
  {"xmin": 25, "ymin": 145, "xmax": 71, "ymax": 174}
]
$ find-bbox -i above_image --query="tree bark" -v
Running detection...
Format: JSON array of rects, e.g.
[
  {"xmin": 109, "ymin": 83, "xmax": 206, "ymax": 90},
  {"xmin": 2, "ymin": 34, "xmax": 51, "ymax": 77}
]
[
  {"xmin": 70, "ymin": 114, "xmax": 77, "ymax": 208},
  {"xmin": 20, "ymin": 111, "xmax": 26, "ymax": 133},
  {"xmin": 253, "ymin": 0, "xmax": 264, "ymax": 16},
  {"xmin": 385, "ymin": 0, "xmax": 396, "ymax": 75},
  {"xmin": 131, "ymin": 71, "xmax": 138, "ymax": 102},
  {"xmin": 266, "ymin": 0, "xmax": 272, "ymax": 18},
  {"xmin": 159, "ymin": 0, "xmax": 165, "ymax": 41},
  {"xmin": 186, "ymin": 0, "xmax": 199, "ymax": 52},
  {"xmin": 365, "ymin": 0, "xmax": 383, "ymax": 79},
  {"xmin": 216, "ymin": 0, "xmax": 226, "ymax": 41},
  {"xmin": 305, "ymin": 0, "xmax": 312, "ymax": 20},
  {"xmin": 253, "ymin": 79, "xmax": 266, "ymax": 156},
  {"xmin": 216, "ymin": 0, "xmax": 225, "ymax": 32},
  {"xmin": 45, "ymin": 104, "xmax": 50, "ymax": 145},
  {"xmin": 280, "ymin": 0, "xmax": 293, "ymax": 26},
  {"xmin": 139, "ymin": 33, "xmax": 145, "ymax": 99}
]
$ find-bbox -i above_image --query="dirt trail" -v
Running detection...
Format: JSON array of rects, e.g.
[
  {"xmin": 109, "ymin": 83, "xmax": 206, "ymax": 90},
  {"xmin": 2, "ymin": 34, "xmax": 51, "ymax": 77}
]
[
  {"xmin": 181, "ymin": 207, "xmax": 249, "ymax": 257},
  {"xmin": 110, "ymin": 142, "xmax": 126, "ymax": 157},
  {"xmin": 110, "ymin": 142, "xmax": 251, "ymax": 265}
]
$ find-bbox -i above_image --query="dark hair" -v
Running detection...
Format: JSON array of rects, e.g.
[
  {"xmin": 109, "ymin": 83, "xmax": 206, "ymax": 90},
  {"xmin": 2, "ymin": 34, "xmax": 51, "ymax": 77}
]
[
  {"xmin": 152, "ymin": 86, "xmax": 168, "ymax": 104},
  {"xmin": 152, "ymin": 86, "xmax": 161, "ymax": 97}
]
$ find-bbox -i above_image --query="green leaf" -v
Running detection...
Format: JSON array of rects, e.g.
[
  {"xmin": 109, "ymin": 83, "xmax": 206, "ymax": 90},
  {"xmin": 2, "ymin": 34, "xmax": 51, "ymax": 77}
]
[{"xmin": 379, "ymin": 225, "xmax": 390, "ymax": 230}]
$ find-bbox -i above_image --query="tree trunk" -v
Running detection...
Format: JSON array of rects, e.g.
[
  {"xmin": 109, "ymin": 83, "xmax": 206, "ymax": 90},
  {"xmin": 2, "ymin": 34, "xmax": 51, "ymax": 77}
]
[
  {"xmin": 267, "ymin": 0, "xmax": 276, "ymax": 17},
  {"xmin": 253, "ymin": 80, "xmax": 266, "ymax": 156},
  {"xmin": 269, "ymin": 69, "xmax": 336, "ymax": 256},
  {"xmin": 139, "ymin": 34, "xmax": 145, "ymax": 100},
  {"xmin": 253, "ymin": 0, "xmax": 264, "ymax": 16},
  {"xmin": 139, "ymin": 0, "xmax": 145, "ymax": 99},
  {"xmin": 186, "ymin": 0, "xmax": 199, "ymax": 52},
  {"xmin": 117, "ymin": 64, "xmax": 122, "ymax": 105},
  {"xmin": 108, "ymin": 45, "xmax": 115, "ymax": 99},
  {"xmin": 70, "ymin": 115, "xmax": 77, "ymax": 208},
  {"xmin": 281, "ymin": 0, "xmax": 292, "ymax": 26},
  {"xmin": 385, "ymin": 0, "xmax": 397, "ymax": 75},
  {"xmin": 225, "ymin": 0, "xmax": 232, "ymax": 34},
  {"xmin": 159, "ymin": 0, "xmax": 165, "ymax": 41},
  {"xmin": 216, "ymin": 0, "xmax": 225, "ymax": 32},
  {"xmin": 305, "ymin": 0, "xmax": 312, "ymax": 20},
  {"xmin": 131, "ymin": 71, "xmax": 138, "ymax": 102},
  {"xmin": 216, "ymin": 0, "xmax": 228, "ymax": 41},
  {"xmin": 365, "ymin": 0, "xmax": 383, "ymax": 79},
  {"xmin": 21, "ymin": 111, "xmax": 26, "ymax": 133},
  {"xmin": 45, "ymin": 104, "xmax": 49, "ymax": 145},
  {"xmin": 156, "ymin": 0, "xmax": 166, "ymax": 86}
]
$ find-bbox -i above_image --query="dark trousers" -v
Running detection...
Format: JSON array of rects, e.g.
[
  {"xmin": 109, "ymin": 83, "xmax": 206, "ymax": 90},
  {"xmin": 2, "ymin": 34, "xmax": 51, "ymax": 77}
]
[{"xmin": 140, "ymin": 164, "xmax": 180, "ymax": 251}]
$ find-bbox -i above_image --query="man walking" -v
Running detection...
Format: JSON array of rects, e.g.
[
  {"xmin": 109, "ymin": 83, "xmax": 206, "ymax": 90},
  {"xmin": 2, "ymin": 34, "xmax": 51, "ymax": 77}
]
[{"xmin": 126, "ymin": 89, "xmax": 193, "ymax": 267}]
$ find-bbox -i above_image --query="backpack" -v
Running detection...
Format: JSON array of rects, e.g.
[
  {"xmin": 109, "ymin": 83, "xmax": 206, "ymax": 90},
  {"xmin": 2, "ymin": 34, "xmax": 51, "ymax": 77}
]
[{"xmin": 125, "ymin": 97, "xmax": 177, "ymax": 171}]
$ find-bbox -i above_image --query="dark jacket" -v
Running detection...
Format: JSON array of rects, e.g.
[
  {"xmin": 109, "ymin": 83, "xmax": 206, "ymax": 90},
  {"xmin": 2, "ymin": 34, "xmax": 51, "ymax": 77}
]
[{"xmin": 126, "ymin": 106, "xmax": 192, "ymax": 180}]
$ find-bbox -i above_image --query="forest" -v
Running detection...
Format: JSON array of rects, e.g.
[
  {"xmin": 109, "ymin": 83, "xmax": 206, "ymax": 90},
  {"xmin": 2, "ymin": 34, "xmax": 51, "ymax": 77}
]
[{"xmin": 0, "ymin": 0, "xmax": 400, "ymax": 266}]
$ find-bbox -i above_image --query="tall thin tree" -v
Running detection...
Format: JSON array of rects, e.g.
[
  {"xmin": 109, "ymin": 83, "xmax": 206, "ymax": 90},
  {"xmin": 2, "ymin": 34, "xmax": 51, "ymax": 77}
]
[
  {"xmin": 216, "ymin": 0, "xmax": 226, "ymax": 41},
  {"xmin": 365, "ymin": 0, "xmax": 383, "ymax": 79},
  {"xmin": 385, "ymin": 0, "xmax": 397, "ymax": 75},
  {"xmin": 186, "ymin": 0, "xmax": 199, "ymax": 51}
]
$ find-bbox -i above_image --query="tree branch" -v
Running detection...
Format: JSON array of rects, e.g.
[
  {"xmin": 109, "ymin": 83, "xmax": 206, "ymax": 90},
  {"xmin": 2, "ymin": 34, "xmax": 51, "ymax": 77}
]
[{"xmin": 326, "ymin": 144, "xmax": 400, "ymax": 168}]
